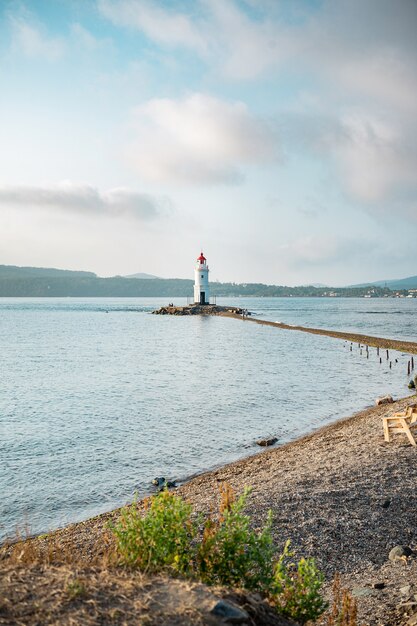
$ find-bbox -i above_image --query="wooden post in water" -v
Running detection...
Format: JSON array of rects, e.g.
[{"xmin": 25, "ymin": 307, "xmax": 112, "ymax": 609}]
[
  {"xmin": 386, "ymin": 349, "xmax": 389, "ymax": 360},
  {"xmin": 377, "ymin": 347, "xmax": 380, "ymax": 356},
  {"xmin": 412, "ymin": 356, "xmax": 415, "ymax": 369},
  {"xmin": 380, "ymin": 357, "xmax": 382, "ymax": 364},
  {"xmin": 408, "ymin": 361, "xmax": 411, "ymax": 376},
  {"xmin": 390, "ymin": 361, "xmax": 392, "ymax": 369}
]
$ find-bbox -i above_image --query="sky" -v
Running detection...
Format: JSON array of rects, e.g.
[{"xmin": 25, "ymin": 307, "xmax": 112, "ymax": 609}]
[{"xmin": 0, "ymin": 0, "xmax": 416, "ymax": 285}]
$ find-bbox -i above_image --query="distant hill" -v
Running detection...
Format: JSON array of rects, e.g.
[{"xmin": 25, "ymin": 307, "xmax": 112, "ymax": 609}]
[
  {"xmin": 0, "ymin": 264, "xmax": 96, "ymax": 279},
  {"xmin": 351, "ymin": 275, "xmax": 417, "ymax": 290},
  {"xmin": 0, "ymin": 263, "xmax": 399, "ymax": 297},
  {"xmin": 124, "ymin": 272, "xmax": 160, "ymax": 279}
]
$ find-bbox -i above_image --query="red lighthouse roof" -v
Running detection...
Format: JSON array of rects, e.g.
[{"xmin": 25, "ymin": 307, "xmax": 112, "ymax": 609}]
[{"xmin": 197, "ymin": 252, "xmax": 206, "ymax": 262}]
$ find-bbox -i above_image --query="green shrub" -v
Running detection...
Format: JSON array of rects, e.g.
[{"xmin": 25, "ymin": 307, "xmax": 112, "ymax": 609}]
[
  {"xmin": 110, "ymin": 490, "xmax": 197, "ymax": 574},
  {"xmin": 272, "ymin": 540, "xmax": 328, "ymax": 624},
  {"xmin": 110, "ymin": 485, "xmax": 327, "ymax": 624},
  {"xmin": 197, "ymin": 486, "xmax": 276, "ymax": 591}
]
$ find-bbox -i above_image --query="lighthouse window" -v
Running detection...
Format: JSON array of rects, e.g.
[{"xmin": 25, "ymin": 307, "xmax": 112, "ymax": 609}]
[{"xmin": 201, "ymin": 274, "xmax": 204, "ymax": 278}]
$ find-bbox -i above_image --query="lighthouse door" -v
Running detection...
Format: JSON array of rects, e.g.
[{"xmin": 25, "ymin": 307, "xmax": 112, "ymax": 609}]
[{"xmin": 200, "ymin": 292, "xmax": 206, "ymax": 304}]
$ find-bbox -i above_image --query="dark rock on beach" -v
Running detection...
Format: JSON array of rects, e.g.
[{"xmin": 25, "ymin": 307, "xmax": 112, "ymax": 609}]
[
  {"xmin": 389, "ymin": 545, "xmax": 414, "ymax": 562},
  {"xmin": 151, "ymin": 477, "xmax": 177, "ymax": 490},
  {"xmin": 375, "ymin": 394, "xmax": 394, "ymax": 405},
  {"xmin": 256, "ymin": 437, "xmax": 278, "ymax": 447}
]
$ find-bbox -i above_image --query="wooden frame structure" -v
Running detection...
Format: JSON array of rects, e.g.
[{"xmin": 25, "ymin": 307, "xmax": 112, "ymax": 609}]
[{"xmin": 382, "ymin": 405, "xmax": 417, "ymax": 447}]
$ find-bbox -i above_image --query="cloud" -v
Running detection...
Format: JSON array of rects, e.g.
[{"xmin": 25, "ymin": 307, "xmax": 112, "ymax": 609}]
[
  {"xmin": 276, "ymin": 234, "xmax": 378, "ymax": 271},
  {"xmin": 0, "ymin": 183, "xmax": 170, "ymax": 220},
  {"xmin": 128, "ymin": 93, "xmax": 280, "ymax": 184},
  {"xmin": 9, "ymin": 16, "xmax": 65, "ymax": 60},
  {"xmin": 97, "ymin": 0, "xmax": 207, "ymax": 53}
]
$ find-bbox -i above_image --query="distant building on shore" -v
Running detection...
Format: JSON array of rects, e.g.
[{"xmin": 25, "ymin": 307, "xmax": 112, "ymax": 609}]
[{"xmin": 194, "ymin": 252, "xmax": 210, "ymax": 304}]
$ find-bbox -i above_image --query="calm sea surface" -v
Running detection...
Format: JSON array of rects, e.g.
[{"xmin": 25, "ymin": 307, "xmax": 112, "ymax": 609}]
[{"xmin": 1, "ymin": 297, "xmax": 415, "ymax": 541}]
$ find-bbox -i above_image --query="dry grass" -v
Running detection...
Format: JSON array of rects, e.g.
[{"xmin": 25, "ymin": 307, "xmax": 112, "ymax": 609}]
[
  {"xmin": 322, "ymin": 575, "xmax": 357, "ymax": 626},
  {"xmin": 0, "ymin": 564, "xmax": 298, "ymax": 626}
]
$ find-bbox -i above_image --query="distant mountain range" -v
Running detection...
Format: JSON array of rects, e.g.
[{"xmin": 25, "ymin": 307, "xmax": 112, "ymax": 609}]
[
  {"xmin": 351, "ymin": 275, "xmax": 417, "ymax": 290},
  {"xmin": 0, "ymin": 264, "xmax": 96, "ymax": 279},
  {"xmin": 124, "ymin": 272, "xmax": 160, "ymax": 279},
  {"xmin": 0, "ymin": 263, "xmax": 407, "ymax": 298}
]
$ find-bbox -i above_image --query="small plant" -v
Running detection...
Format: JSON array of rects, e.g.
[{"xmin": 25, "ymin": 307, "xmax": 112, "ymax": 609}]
[
  {"xmin": 271, "ymin": 540, "xmax": 328, "ymax": 624},
  {"xmin": 325, "ymin": 574, "xmax": 357, "ymax": 626},
  {"xmin": 66, "ymin": 578, "xmax": 86, "ymax": 599},
  {"xmin": 197, "ymin": 485, "xmax": 276, "ymax": 591},
  {"xmin": 110, "ymin": 490, "xmax": 197, "ymax": 574}
]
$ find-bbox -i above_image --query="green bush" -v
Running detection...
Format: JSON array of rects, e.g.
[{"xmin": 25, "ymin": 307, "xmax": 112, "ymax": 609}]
[
  {"xmin": 197, "ymin": 487, "xmax": 276, "ymax": 591},
  {"xmin": 110, "ymin": 486, "xmax": 327, "ymax": 624},
  {"xmin": 272, "ymin": 540, "xmax": 328, "ymax": 624},
  {"xmin": 110, "ymin": 490, "xmax": 197, "ymax": 574}
]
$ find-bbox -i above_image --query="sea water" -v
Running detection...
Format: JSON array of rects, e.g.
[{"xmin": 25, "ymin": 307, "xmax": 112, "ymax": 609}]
[{"xmin": 0, "ymin": 297, "xmax": 415, "ymax": 541}]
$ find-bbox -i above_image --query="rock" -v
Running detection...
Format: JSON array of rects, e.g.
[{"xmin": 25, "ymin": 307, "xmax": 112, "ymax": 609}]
[
  {"xmin": 409, "ymin": 380, "xmax": 416, "ymax": 389},
  {"xmin": 407, "ymin": 614, "xmax": 417, "ymax": 626},
  {"xmin": 151, "ymin": 477, "xmax": 177, "ymax": 491},
  {"xmin": 400, "ymin": 584, "xmax": 412, "ymax": 596},
  {"xmin": 373, "ymin": 582, "xmax": 386, "ymax": 589},
  {"xmin": 352, "ymin": 587, "xmax": 375, "ymax": 597},
  {"xmin": 376, "ymin": 395, "xmax": 394, "ymax": 406},
  {"xmin": 256, "ymin": 437, "xmax": 278, "ymax": 447},
  {"xmin": 389, "ymin": 545, "xmax": 414, "ymax": 562},
  {"xmin": 152, "ymin": 477, "xmax": 166, "ymax": 487},
  {"xmin": 210, "ymin": 600, "xmax": 249, "ymax": 623}
]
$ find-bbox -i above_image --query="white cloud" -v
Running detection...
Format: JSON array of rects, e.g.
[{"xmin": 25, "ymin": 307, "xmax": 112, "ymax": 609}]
[
  {"xmin": 9, "ymin": 16, "xmax": 65, "ymax": 60},
  {"xmin": 0, "ymin": 183, "xmax": 170, "ymax": 221},
  {"xmin": 128, "ymin": 93, "xmax": 280, "ymax": 184},
  {"xmin": 333, "ymin": 113, "xmax": 417, "ymax": 205},
  {"xmin": 97, "ymin": 0, "xmax": 207, "ymax": 53}
]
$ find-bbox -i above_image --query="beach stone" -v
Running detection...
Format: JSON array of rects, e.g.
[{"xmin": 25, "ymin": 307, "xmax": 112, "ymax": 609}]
[
  {"xmin": 400, "ymin": 585, "xmax": 412, "ymax": 596},
  {"xmin": 152, "ymin": 477, "xmax": 166, "ymax": 487},
  {"xmin": 210, "ymin": 600, "xmax": 249, "ymax": 623},
  {"xmin": 373, "ymin": 582, "xmax": 386, "ymax": 589},
  {"xmin": 376, "ymin": 395, "xmax": 394, "ymax": 406},
  {"xmin": 151, "ymin": 477, "xmax": 177, "ymax": 491},
  {"xmin": 389, "ymin": 545, "xmax": 413, "ymax": 562},
  {"xmin": 256, "ymin": 437, "xmax": 278, "ymax": 447},
  {"xmin": 409, "ymin": 380, "xmax": 415, "ymax": 389},
  {"xmin": 352, "ymin": 587, "xmax": 375, "ymax": 597}
]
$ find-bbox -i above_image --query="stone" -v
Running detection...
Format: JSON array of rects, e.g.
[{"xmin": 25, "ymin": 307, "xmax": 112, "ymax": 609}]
[
  {"xmin": 352, "ymin": 587, "xmax": 375, "ymax": 597},
  {"xmin": 376, "ymin": 395, "xmax": 394, "ymax": 406},
  {"xmin": 389, "ymin": 545, "xmax": 413, "ymax": 562},
  {"xmin": 210, "ymin": 600, "xmax": 249, "ymax": 623},
  {"xmin": 151, "ymin": 477, "xmax": 177, "ymax": 491},
  {"xmin": 400, "ymin": 585, "xmax": 412, "ymax": 596},
  {"xmin": 409, "ymin": 380, "xmax": 416, "ymax": 389},
  {"xmin": 373, "ymin": 582, "xmax": 386, "ymax": 589},
  {"xmin": 407, "ymin": 614, "xmax": 417, "ymax": 626},
  {"xmin": 152, "ymin": 477, "xmax": 166, "ymax": 487},
  {"xmin": 256, "ymin": 437, "xmax": 278, "ymax": 447}
]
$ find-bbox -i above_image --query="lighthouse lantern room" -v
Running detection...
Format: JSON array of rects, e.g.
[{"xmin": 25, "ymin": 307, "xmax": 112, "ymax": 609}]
[{"xmin": 194, "ymin": 252, "xmax": 210, "ymax": 305}]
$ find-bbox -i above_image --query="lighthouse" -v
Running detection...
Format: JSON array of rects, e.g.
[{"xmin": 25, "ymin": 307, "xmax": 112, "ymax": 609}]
[{"xmin": 194, "ymin": 252, "xmax": 210, "ymax": 305}]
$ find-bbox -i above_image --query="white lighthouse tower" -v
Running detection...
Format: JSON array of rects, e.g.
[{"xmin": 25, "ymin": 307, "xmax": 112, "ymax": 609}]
[{"xmin": 194, "ymin": 252, "xmax": 210, "ymax": 305}]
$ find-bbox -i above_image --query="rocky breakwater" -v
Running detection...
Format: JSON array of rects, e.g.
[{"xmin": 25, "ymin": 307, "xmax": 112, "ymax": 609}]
[{"xmin": 152, "ymin": 304, "xmax": 248, "ymax": 316}]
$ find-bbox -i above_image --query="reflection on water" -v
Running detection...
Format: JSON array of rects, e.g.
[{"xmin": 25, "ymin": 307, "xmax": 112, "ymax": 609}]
[{"xmin": 0, "ymin": 297, "xmax": 414, "ymax": 541}]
